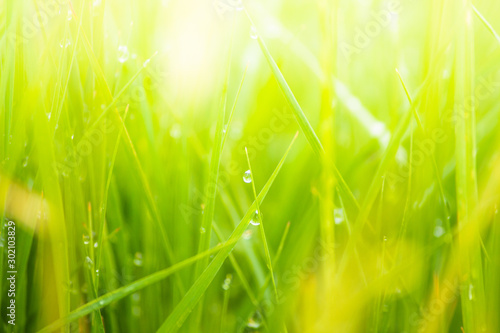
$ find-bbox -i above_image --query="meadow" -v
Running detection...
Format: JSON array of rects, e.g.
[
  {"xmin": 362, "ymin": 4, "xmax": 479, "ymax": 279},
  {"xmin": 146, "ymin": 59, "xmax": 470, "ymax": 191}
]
[{"xmin": 1, "ymin": 0, "xmax": 500, "ymax": 332}]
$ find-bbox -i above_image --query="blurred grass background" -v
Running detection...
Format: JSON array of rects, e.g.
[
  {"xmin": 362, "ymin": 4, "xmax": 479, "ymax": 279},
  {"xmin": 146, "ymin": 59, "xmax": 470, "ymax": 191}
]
[{"xmin": 1, "ymin": 0, "xmax": 500, "ymax": 332}]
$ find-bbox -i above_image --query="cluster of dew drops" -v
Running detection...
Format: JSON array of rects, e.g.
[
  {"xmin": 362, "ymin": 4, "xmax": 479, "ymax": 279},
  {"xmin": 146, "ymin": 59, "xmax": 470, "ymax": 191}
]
[{"xmin": 243, "ymin": 170, "xmax": 260, "ymax": 226}]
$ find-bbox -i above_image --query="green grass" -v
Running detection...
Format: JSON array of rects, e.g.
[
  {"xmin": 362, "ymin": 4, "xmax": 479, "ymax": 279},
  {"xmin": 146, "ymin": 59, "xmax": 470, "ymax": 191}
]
[{"xmin": 1, "ymin": 0, "xmax": 500, "ymax": 332}]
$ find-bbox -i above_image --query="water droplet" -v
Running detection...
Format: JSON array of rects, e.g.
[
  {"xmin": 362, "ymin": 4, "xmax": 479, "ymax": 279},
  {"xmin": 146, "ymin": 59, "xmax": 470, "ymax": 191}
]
[
  {"xmin": 199, "ymin": 227, "xmax": 206, "ymax": 234},
  {"xmin": 117, "ymin": 45, "xmax": 129, "ymax": 63},
  {"xmin": 243, "ymin": 230, "xmax": 252, "ymax": 240},
  {"xmin": 333, "ymin": 208, "xmax": 344, "ymax": 225},
  {"xmin": 85, "ymin": 256, "xmax": 93, "ymax": 269},
  {"xmin": 67, "ymin": 9, "xmax": 73, "ymax": 21},
  {"xmin": 250, "ymin": 26, "xmax": 258, "ymax": 40},
  {"xmin": 98, "ymin": 300, "xmax": 105, "ymax": 306},
  {"xmin": 170, "ymin": 123, "xmax": 182, "ymax": 139},
  {"xmin": 243, "ymin": 170, "xmax": 252, "ymax": 183},
  {"xmin": 468, "ymin": 284, "xmax": 474, "ymax": 300},
  {"xmin": 71, "ymin": 134, "xmax": 75, "ymax": 140},
  {"xmin": 59, "ymin": 39, "xmax": 71, "ymax": 48},
  {"xmin": 22, "ymin": 156, "xmax": 29, "ymax": 167},
  {"xmin": 143, "ymin": 58, "xmax": 151, "ymax": 67},
  {"xmin": 434, "ymin": 226, "xmax": 445, "ymax": 238},
  {"xmin": 250, "ymin": 210, "xmax": 260, "ymax": 226},
  {"xmin": 247, "ymin": 311, "xmax": 263, "ymax": 329},
  {"xmin": 133, "ymin": 252, "xmax": 143, "ymax": 266},
  {"xmin": 132, "ymin": 293, "xmax": 140, "ymax": 302},
  {"xmin": 94, "ymin": 242, "xmax": 98, "ymax": 248},
  {"xmin": 83, "ymin": 234, "xmax": 90, "ymax": 245},
  {"xmin": 222, "ymin": 273, "xmax": 232, "ymax": 290},
  {"xmin": 95, "ymin": 269, "xmax": 99, "ymax": 276}
]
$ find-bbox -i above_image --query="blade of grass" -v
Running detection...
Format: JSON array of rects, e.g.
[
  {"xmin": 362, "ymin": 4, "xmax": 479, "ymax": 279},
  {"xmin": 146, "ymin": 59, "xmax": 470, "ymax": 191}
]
[
  {"xmin": 36, "ymin": 241, "xmax": 236, "ymax": 333},
  {"xmin": 190, "ymin": 23, "xmax": 234, "ymax": 330},
  {"xmin": 471, "ymin": 4, "xmax": 500, "ymax": 45},
  {"xmin": 157, "ymin": 132, "xmax": 298, "ymax": 332},
  {"xmin": 243, "ymin": 9, "xmax": 360, "ymax": 215},
  {"xmin": 455, "ymin": 4, "xmax": 486, "ymax": 331},
  {"xmin": 245, "ymin": 147, "xmax": 278, "ymax": 299}
]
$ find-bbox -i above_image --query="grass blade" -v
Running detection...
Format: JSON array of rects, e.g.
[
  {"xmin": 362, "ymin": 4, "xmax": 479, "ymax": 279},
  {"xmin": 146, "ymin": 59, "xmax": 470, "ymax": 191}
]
[{"xmin": 157, "ymin": 132, "xmax": 298, "ymax": 332}]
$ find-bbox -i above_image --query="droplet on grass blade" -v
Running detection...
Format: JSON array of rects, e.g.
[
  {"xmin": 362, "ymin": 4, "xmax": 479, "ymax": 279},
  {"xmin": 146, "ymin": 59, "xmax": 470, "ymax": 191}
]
[
  {"xmin": 243, "ymin": 170, "xmax": 252, "ymax": 183},
  {"xmin": 433, "ymin": 226, "xmax": 445, "ymax": 238},
  {"xmin": 334, "ymin": 208, "xmax": 344, "ymax": 225},
  {"xmin": 250, "ymin": 26, "xmax": 258, "ymax": 40},
  {"xmin": 222, "ymin": 273, "xmax": 232, "ymax": 290},
  {"xmin": 250, "ymin": 210, "xmax": 260, "ymax": 226},
  {"xmin": 83, "ymin": 234, "xmax": 90, "ymax": 245},
  {"xmin": 199, "ymin": 227, "xmax": 206, "ymax": 234},
  {"xmin": 85, "ymin": 256, "xmax": 93, "ymax": 269},
  {"xmin": 118, "ymin": 45, "xmax": 129, "ymax": 63},
  {"xmin": 247, "ymin": 311, "xmax": 263, "ymax": 329},
  {"xmin": 133, "ymin": 252, "xmax": 143, "ymax": 266},
  {"xmin": 67, "ymin": 9, "xmax": 72, "ymax": 21},
  {"xmin": 170, "ymin": 123, "xmax": 182, "ymax": 139},
  {"xmin": 59, "ymin": 39, "xmax": 71, "ymax": 48}
]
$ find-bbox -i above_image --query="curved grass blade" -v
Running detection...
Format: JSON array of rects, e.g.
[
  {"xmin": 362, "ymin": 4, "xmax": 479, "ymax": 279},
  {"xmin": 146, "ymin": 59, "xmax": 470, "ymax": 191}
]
[
  {"xmin": 157, "ymin": 132, "xmax": 298, "ymax": 333},
  {"xmin": 244, "ymin": 10, "xmax": 360, "ymax": 214},
  {"xmin": 472, "ymin": 4, "xmax": 500, "ymax": 45},
  {"xmin": 244, "ymin": 147, "xmax": 278, "ymax": 299},
  {"xmin": 190, "ymin": 24, "xmax": 235, "ymax": 330},
  {"xmin": 36, "ymin": 241, "xmax": 236, "ymax": 333}
]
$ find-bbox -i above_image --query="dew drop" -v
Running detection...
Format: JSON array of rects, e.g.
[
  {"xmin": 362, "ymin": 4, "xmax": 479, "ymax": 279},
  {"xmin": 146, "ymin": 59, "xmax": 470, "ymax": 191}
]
[
  {"xmin": 117, "ymin": 45, "xmax": 129, "ymax": 63},
  {"xmin": 22, "ymin": 156, "xmax": 29, "ymax": 168},
  {"xmin": 133, "ymin": 252, "xmax": 143, "ymax": 267},
  {"xmin": 170, "ymin": 123, "xmax": 182, "ymax": 139},
  {"xmin": 94, "ymin": 242, "xmax": 98, "ymax": 248},
  {"xmin": 247, "ymin": 311, "xmax": 263, "ymax": 329},
  {"xmin": 67, "ymin": 9, "xmax": 73, "ymax": 21},
  {"xmin": 143, "ymin": 58, "xmax": 151, "ymax": 67},
  {"xmin": 250, "ymin": 26, "xmax": 258, "ymax": 40},
  {"xmin": 333, "ymin": 208, "xmax": 344, "ymax": 225},
  {"xmin": 250, "ymin": 210, "xmax": 260, "ymax": 226},
  {"xmin": 199, "ymin": 227, "xmax": 206, "ymax": 234},
  {"xmin": 468, "ymin": 284, "xmax": 474, "ymax": 300},
  {"xmin": 433, "ymin": 226, "xmax": 445, "ymax": 238},
  {"xmin": 243, "ymin": 170, "xmax": 252, "ymax": 183},
  {"xmin": 85, "ymin": 256, "xmax": 93, "ymax": 269},
  {"xmin": 83, "ymin": 234, "xmax": 90, "ymax": 245},
  {"xmin": 59, "ymin": 39, "xmax": 71, "ymax": 48},
  {"xmin": 222, "ymin": 273, "xmax": 232, "ymax": 290}
]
